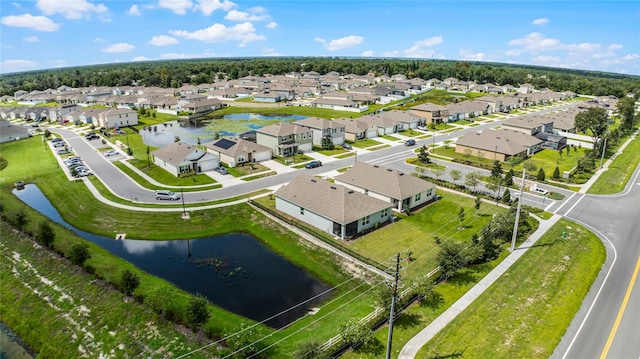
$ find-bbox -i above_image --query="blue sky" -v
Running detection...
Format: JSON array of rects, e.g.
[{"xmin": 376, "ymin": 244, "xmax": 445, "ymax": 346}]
[{"xmin": 1, "ymin": 0, "xmax": 639, "ymax": 75}]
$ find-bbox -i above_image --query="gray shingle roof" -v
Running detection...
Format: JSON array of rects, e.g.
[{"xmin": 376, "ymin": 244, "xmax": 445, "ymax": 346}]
[
  {"xmin": 151, "ymin": 142, "xmax": 207, "ymax": 166},
  {"xmin": 274, "ymin": 174, "xmax": 392, "ymax": 225},
  {"xmin": 456, "ymin": 129, "xmax": 542, "ymax": 156},
  {"xmin": 334, "ymin": 162, "xmax": 435, "ymax": 200},
  {"xmin": 257, "ymin": 121, "xmax": 311, "ymax": 136}
]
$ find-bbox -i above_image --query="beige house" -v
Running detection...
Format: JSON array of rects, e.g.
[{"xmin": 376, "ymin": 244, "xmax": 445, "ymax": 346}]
[
  {"xmin": 203, "ymin": 137, "xmax": 272, "ymax": 167},
  {"xmin": 152, "ymin": 141, "xmax": 219, "ymax": 176},
  {"xmin": 256, "ymin": 122, "xmax": 313, "ymax": 156},
  {"xmin": 334, "ymin": 162, "xmax": 437, "ymax": 212},
  {"xmin": 410, "ymin": 103, "xmax": 449, "ymax": 124},
  {"xmin": 455, "ymin": 129, "xmax": 543, "ymax": 161}
]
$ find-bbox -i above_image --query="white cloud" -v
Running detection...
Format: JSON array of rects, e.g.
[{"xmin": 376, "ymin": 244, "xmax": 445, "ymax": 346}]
[
  {"xmin": 564, "ymin": 43, "xmax": 600, "ymax": 52},
  {"xmin": 37, "ymin": 0, "xmax": 108, "ymax": 20},
  {"xmin": 132, "ymin": 56, "xmax": 150, "ymax": 62},
  {"xmin": 158, "ymin": 0, "xmax": 193, "ymax": 15},
  {"xmin": 263, "ymin": 48, "xmax": 280, "ymax": 56},
  {"xmin": 608, "ymin": 44, "xmax": 623, "ymax": 51},
  {"xmin": 0, "ymin": 59, "xmax": 39, "ymax": 73},
  {"xmin": 361, "ymin": 50, "xmax": 374, "ymax": 57},
  {"xmin": 93, "ymin": 37, "xmax": 104, "ymax": 42},
  {"xmin": 532, "ymin": 17, "xmax": 548, "ymax": 25},
  {"xmin": 622, "ymin": 54, "xmax": 639, "ymax": 60},
  {"xmin": 505, "ymin": 49, "xmax": 521, "ymax": 56},
  {"xmin": 52, "ymin": 59, "xmax": 67, "ymax": 68},
  {"xmin": 160, "ymin": 52, "xmax": 197, "ymax": 59},
  {"xmin": 195, "ymin": 0, "xmax": 236, "ymax": 15},
  {"xmin": 399, "ymin": 37, "xmax": 443, "ymax": 58},
  {"xmin": 414, "ymin": 36, "xmax": 443, "ymax": 47},
  {"xmin": 23, "ymin": 36, "xmax": 39, "ymax": 42},
  {"xmin": 102, "ymin": 43, "xmax": 135, "ymax": 53},
  {"xmin": 266, "ymin": 21, "xmax": 277, "ymax": 29},
  {"xmin": 225, "ymin": 8, "xmax": 270, "ymax": 22},
  {"xmin": 459, "ymin": 49, "xmax": 485, "ymax": 61},
  {"xmin": 532, "ymin": 55, "xmax": 562, "ymax": 64},
  {"xmin": 316, "ymin": 35, "xmax": 364, "ymax": 51},
  {"xmin": 170, "ymin": 22, "xmax": 265, "ymax": 47},
  {"xmin": 1, "ymin": 14, "xmax": 60, "ymax": 32},
  {"xmin": 508, "ymin": 32, "xmax": 560, "ymax": 52},
  {"xmin": 128, "ymin": 5, "xmax": 141, "ymax": 15},
  {"xmin": 148, "ymin": 35, "xmax": 179, "ymax": 46}
]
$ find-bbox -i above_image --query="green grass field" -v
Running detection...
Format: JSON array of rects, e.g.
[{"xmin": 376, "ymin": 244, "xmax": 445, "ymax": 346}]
[
  {"xmin": 417, "ymin": 218, "xmax": 605, "ymax": 359},
  {"xmin": 588, "ymin": 133, "xmax": 640, "ymax": 194}
]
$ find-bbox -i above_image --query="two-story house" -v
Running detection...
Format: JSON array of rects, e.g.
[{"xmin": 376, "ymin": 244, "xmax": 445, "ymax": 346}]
[
  {"xmin": 256, "ymin": 122, "xmax": 313, "ymax": 157},
  {"xmin": 293, "ymin": 117, "xmax": 345, "ymax": 147}
]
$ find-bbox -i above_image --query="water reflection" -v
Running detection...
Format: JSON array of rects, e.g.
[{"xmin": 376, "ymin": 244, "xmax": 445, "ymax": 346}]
[{"xmin": 13, "ymin": 184, "xmax": 331, "ymax": 328}]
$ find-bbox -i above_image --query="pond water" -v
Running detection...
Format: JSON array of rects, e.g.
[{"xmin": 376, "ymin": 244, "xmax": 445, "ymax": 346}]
[
  {"xmin": 13, "ymin": 185, "xmax": 331, "ymax": 328},
  {"xmin": 0, "ymin": 322, "xmax": 35, "ymax": 359},
  {"xmin": 140, "ymin": 113, "xmax": 306, "ymax": 147}
]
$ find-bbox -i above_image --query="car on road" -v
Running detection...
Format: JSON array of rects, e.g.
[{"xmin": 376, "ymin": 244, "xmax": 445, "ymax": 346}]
[
  {"xmin": 305, "ymin": 160, "xmax": 322, "ymax": 169},
  {"xmin": 532, "ymin": 187, "xmax": 549, "ymax": 195},
  {"xmin": 405, "ymin": 139, "xmax": 416, "ymax": 146},
  {"xmin": 103, "ymin": 150, "xmax": 119, "ymax": 157},
  {"xmin": 214, "ymin": 166, "xmax": 229, "ymax": 175},
  {"xmin": 85, "ymin": 133, "xmax": 100, "ymax": 140},
  {"xmin": 342, "ymin": 143, "xmax": 352, "ymax": 150},
  {"xmin": 155, "ymin": 190, "xmax": 181, "ymax": 201}
]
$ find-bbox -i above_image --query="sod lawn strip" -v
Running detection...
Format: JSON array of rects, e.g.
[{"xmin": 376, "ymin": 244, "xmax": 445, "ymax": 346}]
[
  {"xmin": 588, "ymin": 132, "xmax": 640, "ymax": 194},
  {"xmin": 417, "ymin": 218, "xmax": 605, "ymax": 359}
]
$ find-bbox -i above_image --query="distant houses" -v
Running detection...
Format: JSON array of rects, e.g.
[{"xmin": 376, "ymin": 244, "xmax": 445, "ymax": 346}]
[{"xmin": 0, "ymin": 120, "xmax": 30, "ymax": 143}]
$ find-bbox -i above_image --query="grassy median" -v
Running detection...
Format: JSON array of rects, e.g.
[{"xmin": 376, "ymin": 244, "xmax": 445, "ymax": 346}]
[{"xmin": 588, "ymin": 132, "xmax": 640, "ymax": 194}]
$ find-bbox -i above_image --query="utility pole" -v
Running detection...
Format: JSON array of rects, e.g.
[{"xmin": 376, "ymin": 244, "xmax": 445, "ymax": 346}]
[
  {"xmin": 599, "ymin": 137, "xmax": 607, "ymax": 169},
  {"xmin": 510, "ymin": 167, "xmax": 526, "ymax": 252},
  {"xmin": 385, "ymin": 253, "xmax": 401, "ymax": 359},
  {"xmin": 181, "ymin": 187, "xmax": 187, "ymax": 218}
]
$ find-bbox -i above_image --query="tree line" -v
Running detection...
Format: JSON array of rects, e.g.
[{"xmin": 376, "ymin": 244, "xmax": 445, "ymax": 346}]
[{"xmin": 1, "ymin": 57, "xmax": 639, "ymax": 98}]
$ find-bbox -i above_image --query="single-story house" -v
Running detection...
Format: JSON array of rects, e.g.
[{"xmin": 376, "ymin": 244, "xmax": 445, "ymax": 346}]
[
  {"xmin": 203, "ymin": 137, "xmax": 271, "ymax": 167},
  {"xmin": 152, "ymin": 141, "xmax": 219, "ymax": 176},
  {"xmin": 0, "ymin": 120, "xmax": 30, "ymax": 143},
  {"xmin": 455, "ymin": 129, "xmax": 543, "ymax": 161},
  {"xmin": 334, "ymin": 162, "xmax": 437, "ymax": 212},
  {"xmin": 332, "ymin": 117, "xmax": 376, "ymax": 141},
  {"xmin": 274, "ymin": 174, "xmax": 394, "ymax": 240}
]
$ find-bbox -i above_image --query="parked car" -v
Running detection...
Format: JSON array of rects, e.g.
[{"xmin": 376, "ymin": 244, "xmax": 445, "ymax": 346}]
[
  {"xmin": 305, "ymin": 160, "xmax": 322, "ymax": 169},
  {"xmin": 85, "ymin": 133, "xmax": 100, "ymax": 140},
  {"xmin": 53, "ymin": 141, "xmax": 66, "ymax": 148},
  {"xmin": 75, "ymin": 169, "xmax": 93, "ymax": 177},
  {"xmin": 342, "ymin": 143, "xmax": 352, "ymax": 150},
  {"xmin": 155, "ymin": 190, "xmax": 181, "ymax": 201},
  {"xmin": 57, "ymin": 148, "xmax": 70, "ymax": 155},
  {"xmin": 532, "ymin": 187, "xmax": 549, "ymax": 195},
  {"xmin": 405, "ymin": 139, "xmax": 416, "ymax": 146},
  {"xmin": 51, "ymin": 137, "xmax": 63, "ymax": 143},
  {"xmin": 214, "ymin": 166, "xmax": 229, "ymax": 175},
  {"xmin": 65, "ymin": 158, "xmax": 82, "ymax": 166},
  {"xmin": 103, "ymin": 150, "xmax": 118, "ymax": 157}
]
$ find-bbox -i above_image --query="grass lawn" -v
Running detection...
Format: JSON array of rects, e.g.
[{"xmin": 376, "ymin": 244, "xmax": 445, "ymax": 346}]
[
  {"xmin": 225, "ymin": 162, "xmax": 270, "ymax": 177},
  {"xmin": 210, "ymin": 104, "xmax": 359, "ymax": 119},
  {"xmin": 511, "ymin": 148, "xmax": 589, "ymax": 176},
  {"xmin": 313, "ymin": 146, "xmax": 349, "ymax": 156},
  {"xmin": 417, "ymin": 218, "xmax": 605, "ymax": 359},
  {"xmin": 272, "ymin": 153, "xmax": 313, "ymax": 165},
  {"xmin": 398, "ymin": 129, "xmax": 422, "ymax": 137},
  {"xmin": 352, "ymin": 138, "xmax": 383, "ymax": 149},
  {"xmin": 336, "ymin": 152, "xmax": 356, "ymax": 159},
  {"xmin": 380, "ymin": 134, "xmax": 402, "ymax": 141},
  {"xmin": 588, "ymin": 131, "xmax": 640, "ymax": 194},
  {"xmin": 113, "ymin": 161, "xmax": 221, "ymax": 191},
  {"xmin": 345, "ymin": 192, "xmax": 506, "ymax": 279},
  {"xmin": 241, "ymin": 171, "xmax": 277, "ymax": 181},
  {"xmin": 127, "ymin": 159, "xmax": 217, "ymax": 185},
  {"xmin": 432, "ymin": 146, "xmax": 495, "ymax": 166}
]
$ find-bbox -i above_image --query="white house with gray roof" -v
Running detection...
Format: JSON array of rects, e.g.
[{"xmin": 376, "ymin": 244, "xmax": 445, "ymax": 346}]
[
  {"xmin": 203, "ymin": 137, "xmax": 271, "ymax": 167},
  {"xmin": 274, "ymin": 174, "xmax": 394, "ymax": 240},
  {"xmin": 293, "ymin": 116, "xmax": 345, "ymax": 146},
  {"xmin": 334, "ymin": 162, "xmax": 437, "ymax": 212},
  {"xmin": 152, "ymin": 141, "xmax": 219, "ymax": 176}
]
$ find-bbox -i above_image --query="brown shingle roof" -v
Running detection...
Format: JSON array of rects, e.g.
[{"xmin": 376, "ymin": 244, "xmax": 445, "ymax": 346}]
[{"xmin": 456, "ymin": 129, "xmax": 542, "ymax": 156}]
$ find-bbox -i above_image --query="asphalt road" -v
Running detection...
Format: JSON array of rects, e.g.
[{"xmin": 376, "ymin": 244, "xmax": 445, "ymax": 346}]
[{"xmin": 551, "ymin": 162, "xmax": 640, "ymax": 359}]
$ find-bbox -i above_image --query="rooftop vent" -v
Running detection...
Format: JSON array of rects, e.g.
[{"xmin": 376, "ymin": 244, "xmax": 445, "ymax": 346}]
[
  {"xmin": 373, "ymin": 165, "xmax": 379, "ymax": 168},
  {"xmin": 347, "ymin": 190, "xmax": 354, "ymax": 194},
  {"xmin": 310, "ymin": 179, "xmax": 316, "ymax": 182},
  {"xmin": 330, "ymin": 186, "xmax": 337, "ymax": 190},
  {"xmin": 387, "ymin": 169, "xmax": 392, "ymax": 172}
]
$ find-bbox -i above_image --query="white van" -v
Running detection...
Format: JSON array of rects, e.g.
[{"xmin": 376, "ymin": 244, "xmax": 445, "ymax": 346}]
[{"xmin": 155, "ymin": 190, "xmax": 180, "ymax": 201}]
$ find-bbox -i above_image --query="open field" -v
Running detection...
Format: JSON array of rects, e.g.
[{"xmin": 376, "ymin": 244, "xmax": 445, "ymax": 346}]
[
  {"xmin": 417, "ymin": 218, "xmax": 605, "ymax": 359},
  {"xmin": 589, "ymin": 131, "xmax": 640, "ymax": 194}
]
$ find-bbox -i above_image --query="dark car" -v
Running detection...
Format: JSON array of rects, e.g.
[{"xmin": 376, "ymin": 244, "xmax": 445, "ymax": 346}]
[
  {"xmin": 342, "ymin": 143, "xmax": 352, "ymax": 150},
  {"xmin": 405, "ymin": 139, "xmax": 416, "ymax": 146},
  {"xmin": 305, "ymin": 160, "xmax": 322, "ymax": 169},
  {"xmin": 214, "ymin": 166, "xmax": 229, "ymax": 175}
]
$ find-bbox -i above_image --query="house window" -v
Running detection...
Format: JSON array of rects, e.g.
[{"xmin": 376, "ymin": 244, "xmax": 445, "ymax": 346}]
[
  {"xmin": 381, "ymin": 209, "xmax": 388, "ymax": 217},
  {"xmin": 415, "ymin": 193, "xmax": 421, "ymax": 201},
  {"xmin": 300, "ymin": 208, "xmax": 305, "ymax": 215},
  {"xmin": 362, "ymin": 216, "xmax": 370, "ymax": 226}
]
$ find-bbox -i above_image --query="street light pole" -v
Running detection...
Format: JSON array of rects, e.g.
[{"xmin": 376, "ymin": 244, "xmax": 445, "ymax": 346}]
[
  {"xmin": 181, "ymin": 187, "xmax": 186, "ymax": 217},
  {"xmin": 599, "ymin": 137, "xmax": 607, "ymax": 169},
  {"xmin": 510, "ymin": 167, "xmax": 526, "ymax": 252}
]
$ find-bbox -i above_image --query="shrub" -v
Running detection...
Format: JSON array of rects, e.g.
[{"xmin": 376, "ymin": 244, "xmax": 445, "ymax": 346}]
[
  {"xmin": 12, "ymin": 207, "xmax": 29, "ymax": 230},
  {"xmin": 185, "ymin": 294, "xmax": 210, "ymax": 329},
  {"xmin": 120, "ymin": 269, "xmax": 141, "ymax": 296},
  {"xmin": 69, "ymin": 242, "xmax": 91, "ymax": 266},
  {"xmin": 36, "ymin": 221, "xmax": 55, "ymax": 248},
  {"xmin": 536, "ymin": 168, "xmax": 546, "ymax": 181},
  {"xmin": 552, "ymin": 166, "xmax": 560, "ymax": 179}
]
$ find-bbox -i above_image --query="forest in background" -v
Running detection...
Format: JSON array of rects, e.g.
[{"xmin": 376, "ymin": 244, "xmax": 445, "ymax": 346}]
[{"xmin": 1, "ymin": 57, "xmax": 639, "ymax": 98}]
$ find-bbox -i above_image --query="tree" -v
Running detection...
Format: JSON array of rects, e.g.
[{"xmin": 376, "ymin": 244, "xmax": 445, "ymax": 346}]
[
  {"xmin": 617, "ymin": 96, "xmax": 637, "ymax": 131},
  {"xmin": 340, "ymin": 319, "xmax": 374, "ymax": 350},
  {"xmin": 552, "ymin": 166, "xmax": 560, "ymax": 179},
  {"xmin": 537, "ymin": 168, "xmax": 546, "ymax": 181},
  {"xmin": 490, "ymin": 160, "xmax": 503, "ymax": 178},
  {"xmin": 504, "ymin": 169, "xmax": 514, "ymax": 186},
  {"xmin": 430, "ymin": 167, "xmax": 445, "ymax": 180},
  {"xmin": 501, "ymin": 189, "xmax": 511, "ymax": 204},
  {"xmin": 474, "ymin": 196, "xmax": 482, "ymax": 213},
  {"xmin": 146, "ymin": 146, "xmax": 151, "ymax": 168},
  {"xmin": 44, "ymin": 129, "xmax": 52, "ymax": 139},
  {"xmin": 294, "ymin": 340, "xmax": 327, "ymax": 359},
  {"xmin": 412, "ymin": 276, "xmax": 443, "ymax": 308},
  {"xmin": 174, "ymin": 135, "xmax": 181, "ymax": 142},
  {"xmin": 465, "ymin": 171, "xmax": 482, "ymax": 192},
  {"xmin": 226, "ymin": 324, "xmax": 269, "ymax": 358},
  {"xmin": 575, "ymin": 107, "xmax": 608, "ymax": 144},
  {"xmin": 458, "ymin": 206, "xmax": 465, "ymax": 228},
  {"xmin": 146, "ymin": 287, "xmax": 176, "ymax": 318},
  {"xmin": 417, "ymin": 145, "xmax": 430, "ymax": 164},
  {"xmin": 185, "ymin": 294, "xmax": 210, "ymax": 329},
  {"xmin": 36, "ymin": 221, "xmax": 55, "ymax": 248},
  {"xmin": 69, "ymin": 243, "xmax": 91, "ymax": 266},
  {"xmin": 321, "ymin": 136, "xmax": 334, "ymax": 150},
  {"xmin": 12, "ymin": 207, "xmax": 29, "ymax": 230},
  {"xmin": 120, "ymin": 269, "xmax": 141, "ymax": 296},
  {"xmin": 449, "ymin": 169, "xmax": 462, "ymax": 184},
  {"xmin": 376, "ymin": 283, "xmax": 394, "ymax": 309},
  {"xmin": 437, "ymin": 240, "xmax": 475, "ymax": 280}
]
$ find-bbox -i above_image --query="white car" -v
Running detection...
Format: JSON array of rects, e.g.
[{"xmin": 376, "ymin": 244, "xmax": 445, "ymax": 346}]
[
  {"xmin": 532, "ymin": 187, "xmax": 549, "ymax": 195},
  {"xmin": 75, "ymin": 169, "xmax": 93, "ymax": 177},
  {"xmin": 103, "ymin": 150, "xmax": 119, "ymax": 157}
]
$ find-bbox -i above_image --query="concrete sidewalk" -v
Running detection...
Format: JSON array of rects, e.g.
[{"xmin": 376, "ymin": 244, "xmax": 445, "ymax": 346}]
[{"xmin": 398, "ymin": 214, "xmax": 561, "ymax": 358}]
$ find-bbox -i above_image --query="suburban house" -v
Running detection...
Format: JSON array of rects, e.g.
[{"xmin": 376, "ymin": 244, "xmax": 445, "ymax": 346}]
[
  {"xmin": 274, "ymin": 174, "xmax": 394, "ymax": 240},
  {"xmin": 410, "ymin": 103, "xmax": 450, "ymax": 124},
  {"xmin": 475, "ymin": 96, "xmax": 504, "ymax": 113},
  {"xmin": 97, "ymin": 108, "xmax": 139, "ymax": 129},
  {"xmin": 333, "ymin": 117, "xmax": 375, "ymax": 141},
  {"xmin": 455, "ymin": 129, "xmax": 543, "ymax": 161},
  {"xmin": 203, "ymin": 137, "xmax": 272, "ymax": 167},
  {"xmin": 256, "ymin": 121, "xmax": 313, "ymax": 157},
  {"xmin": 293, "ymin": 117, "xmax": 345, "ymax": 147},
  {"xmin": 0, "ymin": 120, "xmax": 30, "ymax": 143},
  {"xmin": 502, "ymin": 115, "xmax": 567, "ymax": 149},
  {"xmin": 445, "ymin": 100, "xmax": 491, "ymax": 121},
  {"xmin": 253, "ymin": 92, "xmax": 284, "ymax": 103},
  {"xmin": 378, "ymin": 110, "xmax": 423, "ymax": 129},
  {"xmin": 334, "ymin": 162, "xmax": 437, "ymax": 212},
  {"xmin": 152, "ymin": 141, "xmax": 219, "ymax": 176},
  {"xmin": 359, "ymin": 114, "xmax": 400, "ymax": 136}
]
